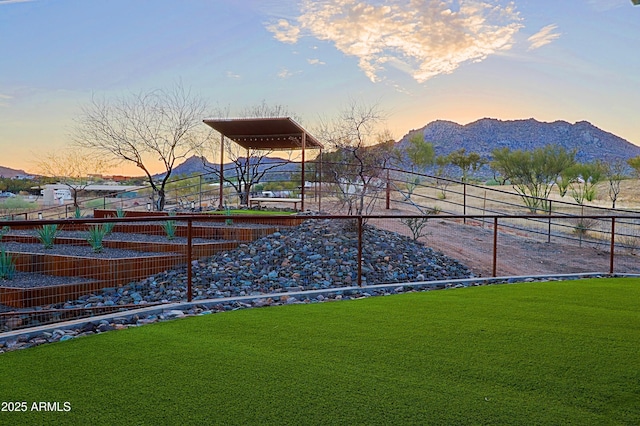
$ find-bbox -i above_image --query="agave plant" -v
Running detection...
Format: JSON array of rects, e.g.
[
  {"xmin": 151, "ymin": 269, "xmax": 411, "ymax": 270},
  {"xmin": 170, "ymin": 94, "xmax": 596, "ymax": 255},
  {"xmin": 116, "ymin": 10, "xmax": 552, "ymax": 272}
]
[
  {"xmin": 0, "ymin": 246, "xmax": 16, "ymax": 280},
  {"xmin": 86, "ymin": 224, "xmax": 107, "ymax": 253},
  {"xmin": 102, "ymin": 220, "xmax": 115, "ymax": 235},
  {"xmin": 36, "ymin": 224, "xmax": 58, "ymax": 249},
  {"xmin": 224, "ymin": 205, "xmax": 233, "ymax": 226},
  {"xmin": 103, "ymin": 208, "xmax": 126, "ymax": 235},
  {"xmin": 0, "ymin": 225, "xmax": 9, "ymax": 241},
  {"xmin": 162, "ymin": 214, "xmax": 177, "ymax": 240}
]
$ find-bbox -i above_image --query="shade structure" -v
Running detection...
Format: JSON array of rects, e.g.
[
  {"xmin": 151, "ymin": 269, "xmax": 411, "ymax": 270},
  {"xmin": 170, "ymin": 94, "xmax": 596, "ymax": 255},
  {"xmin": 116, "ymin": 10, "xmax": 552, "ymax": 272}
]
[
  {"xmin": 203, "ymin": 117, "xmax": 323, "ymax": 210},
  {"xmin": 203, "ymin": 117, "xmax": 323, "ymax": 151}
]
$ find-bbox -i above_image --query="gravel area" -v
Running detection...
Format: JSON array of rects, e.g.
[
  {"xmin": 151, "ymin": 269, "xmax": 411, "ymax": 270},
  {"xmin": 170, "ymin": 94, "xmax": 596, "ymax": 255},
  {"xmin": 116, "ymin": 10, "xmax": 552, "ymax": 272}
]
[
  {"xmin": 0, "ymin": 241, "xmax": 178, "ymax": 258},
  {"xmin": 0, "ymin": 272, "xmax": 93, "ymax": 289},
  {"xmin": 3, "ymin": 230, "xmax": 215, "ymax": 244}
]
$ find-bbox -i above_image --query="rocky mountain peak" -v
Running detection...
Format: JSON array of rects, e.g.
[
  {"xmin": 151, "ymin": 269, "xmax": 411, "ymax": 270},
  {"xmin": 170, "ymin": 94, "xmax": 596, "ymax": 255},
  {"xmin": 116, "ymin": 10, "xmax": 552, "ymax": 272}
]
[{"xmin": 401, "ymin": 118, "xmax": 640, "ymax": 163}]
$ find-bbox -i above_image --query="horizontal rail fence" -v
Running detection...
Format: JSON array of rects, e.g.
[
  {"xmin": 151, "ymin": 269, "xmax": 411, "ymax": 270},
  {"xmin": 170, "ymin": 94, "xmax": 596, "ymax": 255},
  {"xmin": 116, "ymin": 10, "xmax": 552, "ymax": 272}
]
[
  {"xmin": 2, "ymin": 211, "xmax": 639, "ymax": 333},
  {"xmin": 10, "ymin": 163, "xmax": 636, "ymax": 225},
  {"xmin": 369, "ymin": 168, "xmax": 640, "ymax": 253}
]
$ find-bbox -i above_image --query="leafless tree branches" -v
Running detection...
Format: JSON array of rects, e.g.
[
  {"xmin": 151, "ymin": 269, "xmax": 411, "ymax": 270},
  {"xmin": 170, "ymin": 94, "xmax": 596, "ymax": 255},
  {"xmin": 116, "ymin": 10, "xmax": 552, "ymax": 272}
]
[
  {"xmin": 316, "ymin": 99, "xmax": 394, "ymax": 216},
  {"xmin": 72, "ymin": 83, "xmax": 212, "ymax": 210}
]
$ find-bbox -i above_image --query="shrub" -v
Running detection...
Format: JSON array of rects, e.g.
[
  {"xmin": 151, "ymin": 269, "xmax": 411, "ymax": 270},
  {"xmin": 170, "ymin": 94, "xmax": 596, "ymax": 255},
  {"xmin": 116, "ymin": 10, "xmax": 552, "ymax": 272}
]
[
  {"xmin": 401, "ymin": 216, "xmax": 430, "ymax": 241},
  {"xmin": 617, "ymin": 224, "xmax": 640, "ymax": 255},
  {"xmin": 619, "ymin": 233, "xmax": 639, "ymax": 255},
  {"xmin": 401, "ymin": 206, "xmax": 442, "ymax": 241},
  {"xmin": 572, "ymin": 218, "xmax": 599, "ymax": 247},
  {"xmin": 0, "ymin": 198, "xmax": 37, "ymax": 211},
  {"xmin": 36, "ymin": 224, "xmax": 58, "ymax": 249},
  {"xmin": 86, "ymin": 225, "xmax": 107, "ymax": 253},
  {"xmin": 573, "ymin": 218, "xmax": 598, "ymax": 237},
  {"xmin": 0, "ymin": 246, "xmax": 16, "ymax": 280}
]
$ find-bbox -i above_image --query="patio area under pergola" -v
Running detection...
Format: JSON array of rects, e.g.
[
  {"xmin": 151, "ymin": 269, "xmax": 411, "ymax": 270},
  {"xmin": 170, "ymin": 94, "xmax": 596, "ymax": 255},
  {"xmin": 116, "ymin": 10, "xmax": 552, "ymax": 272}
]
[{"xmin": 203, "ymin": 117, "xmax": 323, "ymax": 211}]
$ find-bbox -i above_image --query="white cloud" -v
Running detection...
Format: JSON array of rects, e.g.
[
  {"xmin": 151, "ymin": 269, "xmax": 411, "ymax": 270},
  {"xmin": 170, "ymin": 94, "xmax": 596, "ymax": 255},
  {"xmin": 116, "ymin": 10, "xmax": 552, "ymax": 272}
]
[
  {"xmin": 0, "ymin": 0, "xmax": 35, "ymax": 4},
  {"xmin": 265, "ymin": 19, "xmax": 301, "ymax": 43},
  {"xmin": 307, "ymin": 58, "xmax": 326, "ymax": 65},
  {"xmin": 226, "ymin": 71, "xmax": 241, "ymax": 79},
  {"xmin": 527, "ymin": 24, "xmax": 561, "ymax": 50},
  {"xmin": 277, "ymin": 68, "xmax": 294, "ymax": 79},
  {"xmin": 266, "ymin": 0, "xmax": 523, "ymax": 83}
]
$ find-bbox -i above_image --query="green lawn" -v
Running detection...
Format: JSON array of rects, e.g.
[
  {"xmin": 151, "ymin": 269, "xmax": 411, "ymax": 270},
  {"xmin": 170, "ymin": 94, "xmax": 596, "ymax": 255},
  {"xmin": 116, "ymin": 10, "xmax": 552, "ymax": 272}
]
[
  {"xmin": 1, "ymin": 278, "xmax": 639, "ymax": 425},
  {"xmin": 206, "ymin": 209, "xmax": 295, "ymax": 215}
]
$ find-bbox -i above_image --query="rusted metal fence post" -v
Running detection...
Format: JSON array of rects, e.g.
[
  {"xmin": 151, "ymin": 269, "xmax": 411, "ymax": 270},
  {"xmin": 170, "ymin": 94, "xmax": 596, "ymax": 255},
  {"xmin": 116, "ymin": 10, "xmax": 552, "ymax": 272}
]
[
  {"xmin": 492, "ymin": 216, "xmax": 498, "ymax": 277},
  {"xmin": 547, "ymin": 200, "xmax": 552, "ymax": 243},
  {"xmin": 187, "ymin": 219, "xmax": 193, "ymax": 302},
  {"xmin": 357, "ymin": 216, "xmax": 363, "ymax": 287},
  {"xmin": 463, "ymin": 182, "xmax": 467, "ymax": 224},
  {"xmin": 610, "ymin": 217, "xmax": 615, "ymax": 274},
  {"xmin": 385, "ymin": 169, "xmax": 390, "ymax": 210},
  {"xmin": 199, "ymin": 175, "xmax": 203, "ymax": 210}
]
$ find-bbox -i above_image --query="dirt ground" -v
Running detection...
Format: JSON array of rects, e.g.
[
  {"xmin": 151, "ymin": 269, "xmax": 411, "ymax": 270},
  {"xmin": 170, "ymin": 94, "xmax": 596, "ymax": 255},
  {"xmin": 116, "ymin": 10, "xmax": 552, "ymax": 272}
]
[
  {"xmin": 313, "ymin": 199, "xmax": 639, "ymax": 278},
  {"xmin": 420, "ymin": 218, "xmax": 637, "ymax": 278}
]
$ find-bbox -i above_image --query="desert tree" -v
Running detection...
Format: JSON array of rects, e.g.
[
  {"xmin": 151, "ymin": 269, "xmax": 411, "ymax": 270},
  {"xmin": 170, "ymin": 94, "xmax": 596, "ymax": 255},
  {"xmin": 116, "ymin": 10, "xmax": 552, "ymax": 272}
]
[
  {"xmin": 565, "ymin": 161, "xmax": 606, "ymax": 205},
  {"xmin": 556, "ymin": 168, "xmax": 573, "ymax": 198},
  {"xmin": 604, "ymin": 159, "xmax": 626, "ymax": 208},
  {"xmin": 403, "ymin": 132, "xmax": 435, "ymax": 198},
  {"xmin": 627, "ymin": 156, "xmax": 640, "ymax": 179},
  {"xmin": 491, "ymin": 145, "xmax": 576, "ymax": 212},
  {"xmin": 316, "ymin": 99, "xmax": 394, "ymax": 216},
  {"xmin": 201, "ymin": 101, "xmax": 300, "ymax": 206},
  {"xmin": 406, "ymin": 133, "xmax": 435, "ymax": 170},
  {"xmin": 433, "ymin": 155, "xmax": 453, "ymax": 199},
  {"xmin": 35, "ymin": 148, "xmax": 110, "ymax": 210},
  {"xmin": 440, "ymin": 148, "xmax": 486, "ymax": 183},
  {"xmin": 73, "ymin": 83, "xmax": 212, "ymax": 210}
]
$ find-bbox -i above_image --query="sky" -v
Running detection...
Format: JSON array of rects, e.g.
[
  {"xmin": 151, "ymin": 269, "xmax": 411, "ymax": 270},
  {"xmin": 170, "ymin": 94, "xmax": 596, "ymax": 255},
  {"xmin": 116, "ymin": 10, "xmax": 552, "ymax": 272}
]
[{"xmin": 1, "ymin": 0, "xmax": 639, "ymax": 176}]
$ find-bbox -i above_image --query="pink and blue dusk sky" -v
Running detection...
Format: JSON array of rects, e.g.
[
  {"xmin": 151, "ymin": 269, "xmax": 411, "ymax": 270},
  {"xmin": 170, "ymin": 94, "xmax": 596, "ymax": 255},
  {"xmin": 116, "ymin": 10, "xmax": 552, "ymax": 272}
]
[{"xmin": 1, "ymin": 0, "xmax": 639, "ymax": 175}]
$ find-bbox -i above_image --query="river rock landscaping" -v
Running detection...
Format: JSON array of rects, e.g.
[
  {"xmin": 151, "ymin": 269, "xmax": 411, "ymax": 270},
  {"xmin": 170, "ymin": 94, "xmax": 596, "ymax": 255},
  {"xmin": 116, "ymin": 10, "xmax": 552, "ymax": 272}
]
[
  {"xmin": 0, "ymin": 219, "xmax": 475, "ymax": 333},
  {"xmin": 87, "ymin": 219, "xmax": 476, "ymax": 303}
]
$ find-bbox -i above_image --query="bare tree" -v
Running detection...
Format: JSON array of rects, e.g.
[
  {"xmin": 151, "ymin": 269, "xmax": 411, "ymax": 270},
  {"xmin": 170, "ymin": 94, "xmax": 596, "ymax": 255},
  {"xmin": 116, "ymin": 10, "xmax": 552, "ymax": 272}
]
[
  {"xmin": 73, "ymin": 83, "xmax": 211, "ymax": 210},
  {"xmin": 238, "ymin": 100, "xmax": 302, "ymax": 122},
  {"xmin": 35, "ymin": 148, "xmax": 110, "ymax": 209},
  {"xmin": 219, "ymin": 143, "xmax": 295, "ymax": 205},
  {"xmin": 605, "ymin": 159, "xmax": 626, "ymax": 209},
  {"xmin": 316, "ymin": 100, "xmax": 393, "ymax": 216}
]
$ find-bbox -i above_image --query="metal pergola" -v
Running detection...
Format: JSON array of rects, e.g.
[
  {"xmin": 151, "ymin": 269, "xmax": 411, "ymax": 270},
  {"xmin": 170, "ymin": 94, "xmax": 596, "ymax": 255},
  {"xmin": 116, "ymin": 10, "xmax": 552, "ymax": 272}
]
[{"xmin": 202, "ymin": 117, "xmax": 323, "ymax": 211}]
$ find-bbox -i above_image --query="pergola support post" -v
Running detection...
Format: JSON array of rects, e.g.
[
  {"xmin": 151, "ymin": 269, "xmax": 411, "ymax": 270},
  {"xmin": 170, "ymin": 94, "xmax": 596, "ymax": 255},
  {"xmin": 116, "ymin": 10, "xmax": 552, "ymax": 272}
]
[
  {"xmin": 301, "ymin": 132, "xmax": 306, "ymax": 211},
  {"xmin": 219, "ymin": 133, "xmax": 224, "ymax": 209}
]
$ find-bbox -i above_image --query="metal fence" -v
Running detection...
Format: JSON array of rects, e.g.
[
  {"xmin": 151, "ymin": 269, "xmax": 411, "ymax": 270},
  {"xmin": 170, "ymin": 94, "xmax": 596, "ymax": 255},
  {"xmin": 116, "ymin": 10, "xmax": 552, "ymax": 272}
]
[{"xmin": 1, "ymin": 209, "xmax": 639, "ymax": 333}]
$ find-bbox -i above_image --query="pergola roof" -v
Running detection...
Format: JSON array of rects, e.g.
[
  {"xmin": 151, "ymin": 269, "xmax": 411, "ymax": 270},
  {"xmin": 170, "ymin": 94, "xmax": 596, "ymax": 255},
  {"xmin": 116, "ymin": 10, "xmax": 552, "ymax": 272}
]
[{"xmin": 203, "ymin": 117, "xmax": 323, "ymax": 150}]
